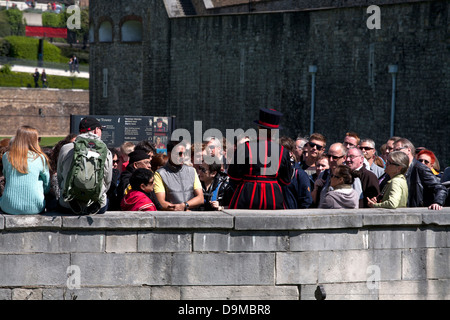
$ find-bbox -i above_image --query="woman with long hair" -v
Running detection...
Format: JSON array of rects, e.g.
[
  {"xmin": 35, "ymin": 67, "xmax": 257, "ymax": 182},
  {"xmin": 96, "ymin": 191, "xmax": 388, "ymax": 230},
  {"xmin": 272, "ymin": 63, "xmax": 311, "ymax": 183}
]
[{"xmin": 0, "ymin": 126, "xmax": 50, "ymax": 214}]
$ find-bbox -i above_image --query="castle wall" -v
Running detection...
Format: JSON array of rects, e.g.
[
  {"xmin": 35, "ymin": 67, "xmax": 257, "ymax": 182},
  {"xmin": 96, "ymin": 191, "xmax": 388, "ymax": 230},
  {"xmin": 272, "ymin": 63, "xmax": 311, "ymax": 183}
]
[
  {"xmin": 89, "ymin": 0, "xmax": 450, "ymax": 166},
  {"xmin": 1, "ymin": 208, "xmax": 450, "ymax": 300}
]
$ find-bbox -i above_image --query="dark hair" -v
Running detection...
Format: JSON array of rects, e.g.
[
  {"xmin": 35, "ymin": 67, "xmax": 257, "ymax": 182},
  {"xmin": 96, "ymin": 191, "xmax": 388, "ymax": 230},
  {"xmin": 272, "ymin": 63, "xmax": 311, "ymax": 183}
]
[
  {"xmin": 151, "ymin": 153, "xmax": 168, "ymax": 172},
  {"xmin": 207, "ymin": 161, "xmax": 222, "ymax": 175},
  {"xmin": 109, "ymin": 147, "xmax": 119, "ymax": 158},
  {"xmin": 335, "ymin": 165, "xmax": 360, "ymax": 185},
  {"xmin": 129, "ymin": 168, "xmax": 154, "ymax": 191},
  {"xmin": 135, "ymin": 140, "xmax": 156, "ymax": 155},
  {"xmin": 49, "ymin": 133, "xmax": 78, "ymax": 173}
]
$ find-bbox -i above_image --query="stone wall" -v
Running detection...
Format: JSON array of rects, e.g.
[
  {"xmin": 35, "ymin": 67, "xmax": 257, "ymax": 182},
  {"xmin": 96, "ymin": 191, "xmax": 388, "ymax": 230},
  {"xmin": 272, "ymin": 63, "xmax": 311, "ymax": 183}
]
[
  {"xmin": 0, "ymin": 88, "xmax": 89, "ymax": 137},
  {"xmin": 1, "ymin": 208, "xmax": 450, "ymax": 300},
  {"xmin": 89, "ymin": 0, "xmax": 450, "ymax": 168}
]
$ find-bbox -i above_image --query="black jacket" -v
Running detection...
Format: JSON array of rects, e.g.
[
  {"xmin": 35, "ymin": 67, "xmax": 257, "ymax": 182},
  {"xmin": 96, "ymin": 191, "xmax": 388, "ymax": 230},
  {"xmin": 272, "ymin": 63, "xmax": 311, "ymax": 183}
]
[{"xmin": 405, "ymin": 159, "xmax": 448, "ymax": 207}]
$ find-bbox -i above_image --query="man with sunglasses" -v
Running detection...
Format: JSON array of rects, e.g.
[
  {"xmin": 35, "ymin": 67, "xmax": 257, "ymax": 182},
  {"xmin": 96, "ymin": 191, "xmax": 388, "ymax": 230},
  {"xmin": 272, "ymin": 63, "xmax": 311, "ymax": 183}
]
[
  {"xmin": 154, "ymin": 140, "xmax": 204, "ymax": 211},
  {"xmin": 359, "ymin": 138, "xmax": 385, "ymax": 179},
  {"xmin": 301, "ymin": 133, "xmax": 327, "ymax": 176},
  {"xmin": 312, "ymin": 142, "xmax": 346, "ymax": 207},
  {"xmin": 393, "ymin": 138, "xmax": 447, "ymax": 210}
]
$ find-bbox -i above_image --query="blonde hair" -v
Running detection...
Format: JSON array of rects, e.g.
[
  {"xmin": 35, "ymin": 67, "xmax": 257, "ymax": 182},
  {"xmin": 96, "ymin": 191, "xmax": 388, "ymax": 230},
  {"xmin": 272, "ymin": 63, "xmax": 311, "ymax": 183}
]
[{"xmin": 7, "ymin": 126, "xmax": 49, "ymax": 174}]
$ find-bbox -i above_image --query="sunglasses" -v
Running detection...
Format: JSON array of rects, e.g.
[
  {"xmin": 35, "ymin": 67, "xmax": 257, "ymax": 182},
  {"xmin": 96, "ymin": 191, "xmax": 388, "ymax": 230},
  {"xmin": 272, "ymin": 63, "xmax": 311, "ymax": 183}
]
[
  {"xmin": 327, "ymin": 154, "xmax": 344, "ymax": 160},
  {"xmin": 359, "ymin": 146, "xmax": 374, "ymax": 151},
  {"xmin": 331, "ymin": 174, "xmax": 342, "ymax": 179},
  {"xmin": 307, "ymin": 142, "xmax": 324, "ymax": 151},
  {"xmin": 418, "ymin": 159, "xmax": 430, "ymax": 165},
  {"xmin": 113, "ymin": 160, "xmax": 119, "ymax": 164}
]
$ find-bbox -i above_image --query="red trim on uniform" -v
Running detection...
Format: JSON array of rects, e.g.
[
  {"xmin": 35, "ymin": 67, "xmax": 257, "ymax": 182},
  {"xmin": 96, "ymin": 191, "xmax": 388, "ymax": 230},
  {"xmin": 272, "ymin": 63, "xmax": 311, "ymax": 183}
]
[
  {"xmin": 249, "ymin": 182, "xmax": 257, "ymax": 209},
  {"xmin": 257, "ymin": 121, "xmax": 279, "ymax": 129},
  {"xmin": 271, "ymin": 183, "xmax": 276, "ymax": 210}
]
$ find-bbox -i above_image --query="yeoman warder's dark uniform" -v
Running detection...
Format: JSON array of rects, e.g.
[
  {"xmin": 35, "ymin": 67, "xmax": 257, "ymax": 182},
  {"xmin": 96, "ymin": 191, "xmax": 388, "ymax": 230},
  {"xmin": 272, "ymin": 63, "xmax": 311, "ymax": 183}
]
[{"xmin": 227, "ymin": 108, "xmax": 293, "ymax": 210}]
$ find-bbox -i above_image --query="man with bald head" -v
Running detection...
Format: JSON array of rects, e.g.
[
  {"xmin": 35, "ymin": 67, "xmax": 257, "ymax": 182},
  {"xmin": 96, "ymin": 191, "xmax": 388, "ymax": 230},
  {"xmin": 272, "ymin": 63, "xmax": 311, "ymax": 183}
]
[{"xmin": 312, "ymin": 143, "xmax": 347, "ymax": 207}]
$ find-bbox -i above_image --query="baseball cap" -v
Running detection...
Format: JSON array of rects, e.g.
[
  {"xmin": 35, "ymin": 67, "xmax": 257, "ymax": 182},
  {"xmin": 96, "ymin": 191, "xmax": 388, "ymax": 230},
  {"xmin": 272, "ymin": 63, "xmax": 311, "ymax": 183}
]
[{"xmin": 79, "ymin": 117, "xmax": 105, "ymax": 133}]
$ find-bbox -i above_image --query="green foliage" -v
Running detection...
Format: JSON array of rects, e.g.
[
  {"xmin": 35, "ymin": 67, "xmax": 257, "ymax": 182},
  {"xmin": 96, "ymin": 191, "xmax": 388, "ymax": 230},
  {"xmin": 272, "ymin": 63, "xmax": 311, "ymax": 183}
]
[
  {"xmin": 0, "ymin": 64, "xmax": 12, "ymax": 74},
  {"xmin": 3, "ymin": 36, "xmax": 62, "ymax": 62},
  {"xmin": 0, "ymin": 10, "xmax": 12, "ymax": 37},
  {"xmin": 4, "ymin": 8, "xmax": 25, "ymax": 36},
  {"xmin": 42, "ymin": 11, "xmax": 65, "ymax": 27}
]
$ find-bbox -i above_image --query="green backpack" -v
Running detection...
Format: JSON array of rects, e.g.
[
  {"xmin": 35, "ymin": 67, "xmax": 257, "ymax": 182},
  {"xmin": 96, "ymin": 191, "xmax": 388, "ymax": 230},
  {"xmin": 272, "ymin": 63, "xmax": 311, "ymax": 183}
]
[{"xmin": 63, "ymin": 137, "xmax": 108, "ymax": 212}]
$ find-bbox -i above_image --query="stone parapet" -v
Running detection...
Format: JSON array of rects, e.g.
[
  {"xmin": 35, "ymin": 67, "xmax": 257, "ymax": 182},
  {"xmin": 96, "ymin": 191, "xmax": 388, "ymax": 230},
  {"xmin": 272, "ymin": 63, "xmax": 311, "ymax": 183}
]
[{"xmin": 0, "ymin": 208, "xmax": 449, "ymax": 300}]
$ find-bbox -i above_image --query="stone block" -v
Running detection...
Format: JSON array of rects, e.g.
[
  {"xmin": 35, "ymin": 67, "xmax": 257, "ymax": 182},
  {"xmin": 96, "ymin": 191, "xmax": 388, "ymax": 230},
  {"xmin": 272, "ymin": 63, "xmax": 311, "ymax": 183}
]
[
  {"xmin": 62, "ymin": 211, "xmax": 155, "ymax": 230},
  {"xmin": 0, "ymin": 215, "xmax": 4, "ymax": 230},
  {"xmin": 369, "ymin": 227, "xmax": 449, "ymax": 249},
  {"xmin": 379, "ymin": 280, "xmax": 450, "ymax": 300},
  {"xmin": 317, "ymin": 249, "xmax": 402, "ymax": 283},
  {"xmin": 4, "ymin": 214, "xmax": 62, "ymax": 229},
  {"xmin": 171, "ymin": 253, "xmax": 275, "ymax": 285},
  {"xmin": 151, "ymin": 286, "xmax": 181, "ymax": 300},
  {"xmin": 106, "ymin": 231, "xmax": 137, "ymax": 253},
  {"xmin": 153, "ymin": 211, "xmax": 233, "ymax": 229},
  {"xmin": 402, "ymin": 248, "xmax": 450, "ymax": 281},
  {"xmin": 290, "ymin": 229, "xmax": 368, "ymax": 251},
  {"xmin": 230, "ymin": 210, "xmax": 363, "ymax": 230},
  {"xmin": 276, "ymin": 252, "xmax": 319, "ymax": 285},
  {"xmin": 181, "ymin": 285, "xmax": 299, "ymax": 300},
  {"xmin": 0, "ymin": 289, "xmax": 11, "ymax": 300},
  {"xmin": 362, "ymin": 210, "xmax": 422, "ymax": 226},
  {"xmin": 63, "ymin": 287, "xmax": 151, "ymax": 300},
  {"xmin": 60, "ymin": 231, "xmax": 106, "ymax": 252},
  {"xmin": 300, "ymin": 282, "xmax": 378, "ymax": 300},
  {"xmin": 193, "ymin": 231, "xmax": 289, "ymax": 252},
  {"xmin": 12, "ymin": 288, "xmax": 43, "ymax": 300},
  {"xmin": 0, "ymin": 231, "xmax": 61, "ymax": 253},
  {"xmin": 70, "ymin": 253, "xmax": 173, "ymax": 286},
  {"xmin": 138, "ymin": 231, "xmax": 191, "ymax": 252},
  {"xmin": 422, "ymin": 212, "xmax": 450, "ymax": 226},
  {"xmin": 0, "ymin": 253, "xmax": 70, "ymax": 286}
]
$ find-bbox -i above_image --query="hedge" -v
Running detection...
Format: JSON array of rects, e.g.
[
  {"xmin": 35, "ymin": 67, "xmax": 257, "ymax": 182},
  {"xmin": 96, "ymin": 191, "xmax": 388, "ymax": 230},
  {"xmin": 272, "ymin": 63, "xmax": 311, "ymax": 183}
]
[{"xmin": 3, "ymin": 36, "xmax": 63, "ymax": 62}]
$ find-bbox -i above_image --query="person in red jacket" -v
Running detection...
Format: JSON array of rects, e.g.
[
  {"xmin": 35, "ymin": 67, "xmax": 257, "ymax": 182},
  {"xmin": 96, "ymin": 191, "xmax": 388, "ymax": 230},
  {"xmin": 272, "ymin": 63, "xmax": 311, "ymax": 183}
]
[
  {"xmin": 227, "ymin": 108, "xmax": 293, "ymax": 210},
  {"xmin": 121, "ymin": 168, "xmax": 156, "ymax": 211}
]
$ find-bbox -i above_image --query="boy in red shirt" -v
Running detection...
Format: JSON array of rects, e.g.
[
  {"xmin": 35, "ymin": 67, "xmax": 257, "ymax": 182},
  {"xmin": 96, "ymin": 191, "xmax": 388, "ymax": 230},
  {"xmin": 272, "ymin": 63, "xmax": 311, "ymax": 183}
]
[{"xmin": 120, "ymin": 168, "xmax": 156, "ymax": 211}]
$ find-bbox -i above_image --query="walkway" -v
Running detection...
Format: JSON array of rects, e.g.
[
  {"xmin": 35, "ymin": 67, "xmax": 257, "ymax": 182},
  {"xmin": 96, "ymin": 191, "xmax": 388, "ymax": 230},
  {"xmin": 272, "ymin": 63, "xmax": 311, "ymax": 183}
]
[{"xmin": 1, "ymin": 63, "xmax": 89, "ymax": 78}]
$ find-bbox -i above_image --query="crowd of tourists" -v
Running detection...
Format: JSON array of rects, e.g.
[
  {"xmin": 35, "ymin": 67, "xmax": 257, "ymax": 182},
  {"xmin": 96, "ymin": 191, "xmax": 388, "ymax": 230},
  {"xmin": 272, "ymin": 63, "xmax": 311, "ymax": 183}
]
[{"xmin": 0, "ymin": 109, "xmax": 448, "ymax": 215}]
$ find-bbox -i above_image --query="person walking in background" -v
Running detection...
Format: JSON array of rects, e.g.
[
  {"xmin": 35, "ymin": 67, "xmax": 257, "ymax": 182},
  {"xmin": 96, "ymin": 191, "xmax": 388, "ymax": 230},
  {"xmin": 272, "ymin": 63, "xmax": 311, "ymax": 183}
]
[
  {"xmin": 0, "ymin": 126, "xmax": 50, "ymax": 214},
  {"xmin": 367, "ymin": 151, "xmax": 409, "ymax": 209},
  {"xmin": 33, "ymin": 68, "xmax": 40, "ymax": 88},
  {"xmin": 41, "ymin": 69, "xmax": 47, "ymax": 88}
]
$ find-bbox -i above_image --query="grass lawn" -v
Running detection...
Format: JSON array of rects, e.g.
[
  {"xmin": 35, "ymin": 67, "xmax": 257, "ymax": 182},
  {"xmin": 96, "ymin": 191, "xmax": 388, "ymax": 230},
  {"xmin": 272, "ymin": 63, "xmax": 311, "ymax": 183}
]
[{"xmin": 0, "ymin": 71, "xmax": 89, "ymax": 90}]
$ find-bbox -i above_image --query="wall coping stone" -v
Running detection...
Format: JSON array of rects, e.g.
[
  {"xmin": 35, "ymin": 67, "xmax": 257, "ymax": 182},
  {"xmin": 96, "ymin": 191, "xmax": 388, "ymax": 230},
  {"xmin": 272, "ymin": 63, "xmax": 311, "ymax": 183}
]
[{"xmin": 0, "ymin": 207, "xmax": 448, "ymax": 231}]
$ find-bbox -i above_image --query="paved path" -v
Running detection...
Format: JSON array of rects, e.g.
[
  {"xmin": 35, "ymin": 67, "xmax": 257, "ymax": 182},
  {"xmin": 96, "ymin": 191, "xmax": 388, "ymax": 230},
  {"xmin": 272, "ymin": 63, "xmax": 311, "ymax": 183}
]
[{"xmin": 1, "ymin": 64, "xmax": 89, "ymax": 78}]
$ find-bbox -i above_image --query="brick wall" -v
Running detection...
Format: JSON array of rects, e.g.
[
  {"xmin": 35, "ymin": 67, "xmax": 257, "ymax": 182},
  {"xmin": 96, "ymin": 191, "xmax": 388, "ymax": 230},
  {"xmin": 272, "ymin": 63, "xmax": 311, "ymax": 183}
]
[
  {"xmin": 0, "ymin": 88, "xmax": 89, "ymax": 137},
  {"xmin": 1, "ymin": 208, "xmax": 450, "ymax": 300},
  {"xmin": 89, "ymin": 0, "xmax": 450, "ymax": 167}
]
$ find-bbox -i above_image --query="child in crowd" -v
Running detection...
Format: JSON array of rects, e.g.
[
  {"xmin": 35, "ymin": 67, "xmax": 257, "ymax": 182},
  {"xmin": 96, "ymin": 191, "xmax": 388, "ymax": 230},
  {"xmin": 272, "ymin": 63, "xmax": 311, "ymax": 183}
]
[{"xmin": 120, "ymin": 168, "xmax": 157, "ymax": 211}]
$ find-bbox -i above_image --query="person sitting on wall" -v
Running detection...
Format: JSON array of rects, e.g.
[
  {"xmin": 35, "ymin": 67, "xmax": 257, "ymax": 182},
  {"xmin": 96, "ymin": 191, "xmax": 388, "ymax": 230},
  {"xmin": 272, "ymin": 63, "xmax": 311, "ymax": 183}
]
[{"xmin": 154, "ymin": 139, "xmax": 204, "ymax": 211}]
